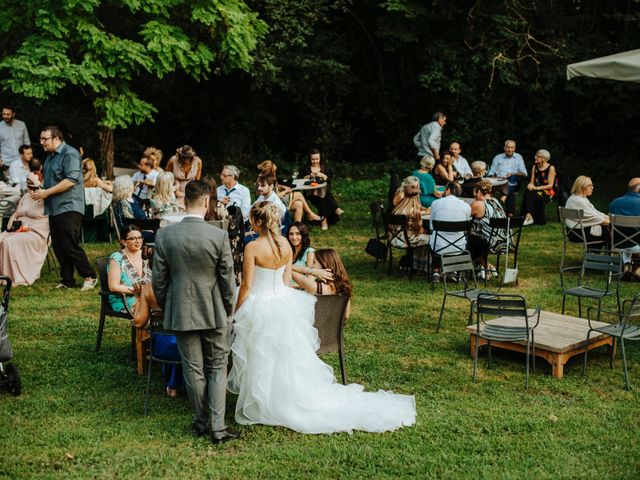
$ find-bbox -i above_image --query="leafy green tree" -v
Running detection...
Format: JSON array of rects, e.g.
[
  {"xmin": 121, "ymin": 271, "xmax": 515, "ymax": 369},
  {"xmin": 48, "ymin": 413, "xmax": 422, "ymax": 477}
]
[{"xmin": 0, "ymin": 0, "xmax": 266, "ymax": 176}]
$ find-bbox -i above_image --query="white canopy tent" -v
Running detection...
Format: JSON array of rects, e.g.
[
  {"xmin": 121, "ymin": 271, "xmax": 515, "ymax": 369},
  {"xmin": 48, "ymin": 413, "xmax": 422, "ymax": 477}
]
[{"xmin": 566, "ymin": 49, "xmax": 640, "ymax": 83}]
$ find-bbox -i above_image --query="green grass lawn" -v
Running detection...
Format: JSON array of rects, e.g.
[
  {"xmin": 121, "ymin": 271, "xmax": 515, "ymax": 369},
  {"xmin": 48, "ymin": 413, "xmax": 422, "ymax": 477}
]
[{"xmin": 1, "ymin": 178, "xmax": 639, "ymax": 479}]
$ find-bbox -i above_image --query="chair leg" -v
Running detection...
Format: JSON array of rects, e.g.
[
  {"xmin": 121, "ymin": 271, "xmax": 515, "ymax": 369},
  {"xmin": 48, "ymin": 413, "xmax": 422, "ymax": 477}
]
[
  {"xmin": 531, "ymin": 331, "xmax": 536, "ymax": 374},
  {"xmin": 578, "ymin": 297, "xmax": 582, "ymax": 318},
  {"xmin": 472, "ymin": 334, "xmax": 479, "ymax": 382},
  {"xmin": 388, "ymin": 248, "xmax": 393, "ymax": 276},
  {"xmin": 609, "ymin": 338, "xmax": 615, "ymax": 368},
  {"xmin": 487, "ymin": 341, "xmax": 492, "ymax": 369},
  {"xmin": 583, "ymin": 329, "xmax": 592, "ymax": 376},
  {"xmin": 96, "ymin": 310, "xmax": 107, "ymax": 352},
  {"xmin": 620, "ymin": 338, "xmax": 630, "ymax": 390},
  {"xmin": 525, "ymin": 339, "xmax": 530, "ymax": 391},
  {"xmin": 144, "ymin": 354, "xmax": 154, "ymax": 416},
  {"xmin": 561, "ymin": 294, "xmax": 566, "ymax": 315},
  {"xmin": 467, "ymin": 302, "xmax": 474, "ymax": 326},
  {"xmin": 436, "ymin": 295, "xmax": 447, "ymax": 333},
  {"xmin": 339, "ymin": 349, "xmax": 347, "ymax": 385},
  {"xmin": 130, "ymin": 325, "xmax": 136, "ymax": 361}
]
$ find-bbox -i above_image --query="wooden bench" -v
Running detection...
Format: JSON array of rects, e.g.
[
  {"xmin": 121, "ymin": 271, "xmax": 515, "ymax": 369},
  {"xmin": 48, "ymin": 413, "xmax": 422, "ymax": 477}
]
[{"xmin": 466, "ymin": 310, "xmax": 615, "ymax": 378}]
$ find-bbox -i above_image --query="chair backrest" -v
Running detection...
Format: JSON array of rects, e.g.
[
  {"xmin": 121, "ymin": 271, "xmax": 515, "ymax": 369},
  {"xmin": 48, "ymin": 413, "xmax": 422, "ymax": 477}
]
[
  {"xmin": 558, "ymin": 207, "xmax": 593, "ymax": 247},
  {"xmin": 387, "ymin": 172, "xmax": 401, "ymax": 213},
  {"xmin": 626, "ymin": 294, "xmax": 640, "ymax": 319},
  {"xmin": 0, "ymin": 199, "xmax": 17, "ymax": 231},
  {"xmin": 430, "ymin": 220, "xmax": 471, "ymax": 254},
  {"xmin": 110, "ymin": 203, "xmax": 124, "ymax": 240},
  {"xmin": 96, "ymin": 257, "xmax": 110, "ymax": 295},
  {"xmin": 0, "ymin": 274, "xmax": 12, "ymax": 316},
  {"xmin": 384, "ymin": 213, "xmax": 411, "ymax": 247},
  {"xmin": 610, "ymin": 214, "xmax": 640, "ymax": 250},
  {"xmin": 582, "ymin": 250, "xmax": 623, "ymax": 274},
  {"xmin": 313, "ymin": 294, "xmax": 349, "ymax": 355},
  {"xmin": 488, "ymin": 216, "xmax": 524, "ymax": 255},
  {"xmin": 441, "ymin": 251, "xmax": 474, "ymax": 274},
  {"xmin": 476, "ymin": 293, "xmax": 528, "ymax": 319}
]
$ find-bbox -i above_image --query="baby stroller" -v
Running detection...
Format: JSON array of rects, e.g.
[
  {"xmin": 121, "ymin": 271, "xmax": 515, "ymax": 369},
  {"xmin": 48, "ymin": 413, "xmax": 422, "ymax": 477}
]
[{"xmin": 0, "ymin": 275, "xmax": 20, "ymax": 396}]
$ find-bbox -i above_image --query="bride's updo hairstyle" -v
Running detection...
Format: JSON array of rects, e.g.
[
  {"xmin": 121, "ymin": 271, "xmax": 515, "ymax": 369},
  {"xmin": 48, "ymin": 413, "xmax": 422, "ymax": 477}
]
[
  {"xmin": 314, "ymin": 248, "xmax": 353, "ymax": 298},
  {"xmin": 250, "ymin": 201, "xmax": 283, "ymax": 260}
]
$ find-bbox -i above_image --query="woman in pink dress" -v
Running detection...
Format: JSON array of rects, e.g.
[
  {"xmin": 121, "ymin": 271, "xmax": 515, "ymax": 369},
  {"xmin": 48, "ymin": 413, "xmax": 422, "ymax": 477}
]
[
  {"xmin": 0, "ymin": 173, "xmax": 49, "ymax": 286},
  {"xmin": 164, "ymin": 145, "xmax": 202, "ymax": 196}
]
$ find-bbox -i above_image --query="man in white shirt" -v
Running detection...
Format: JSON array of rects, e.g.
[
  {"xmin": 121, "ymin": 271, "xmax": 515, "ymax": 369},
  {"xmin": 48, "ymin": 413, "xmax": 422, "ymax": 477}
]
[
  {"xmin": 450, "ymin": 142, "xmax": 472, "ymax": 179},
  {"xmin": 131, "ymin": 156, "xmax": 159, "ymax": 205},
  {"xmin": 413, "ymin": 112, "xmax": 446, "ymax": 161},
  {"xmin": 217, "ymin": 164, "xmax": 252, "ymax": 221},
  {"xmin": 488, "ymin": 139, "xmax": 528, "ymax": 215},
  {"xmin": 0, "ymin": 107, "xmax": 31, "ymax": 169},
  {"xmin": 430, "ymin": 182, "xmax": 472, "ymax": 258},
  {"xmin": 252, "ymin": 174, "xmax": 287, "ymax": 221},
  {"xmin": 9, "ymin": 144, "xmax": 33, "ymax": 191}
]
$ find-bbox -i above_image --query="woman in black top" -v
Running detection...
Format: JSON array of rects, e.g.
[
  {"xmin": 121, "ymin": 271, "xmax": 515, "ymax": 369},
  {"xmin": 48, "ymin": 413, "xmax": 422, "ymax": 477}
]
[
  {"xmin": 520, "ymin": 149, "xmax": 556, "ymax": 225},
  {"xmin": 298, "ymin": 149, "xmax": 343, "ymax": 230}
]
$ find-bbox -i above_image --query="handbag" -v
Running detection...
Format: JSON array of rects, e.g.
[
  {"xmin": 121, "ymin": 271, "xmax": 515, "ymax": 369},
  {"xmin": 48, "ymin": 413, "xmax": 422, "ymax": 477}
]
[
  {"xmin": 365, "ymin": 238, "xmax": 387, "ymax": 260},
  {"xmin": 502, "ymin": 217, "xmax": 518, "ymax": 285}
]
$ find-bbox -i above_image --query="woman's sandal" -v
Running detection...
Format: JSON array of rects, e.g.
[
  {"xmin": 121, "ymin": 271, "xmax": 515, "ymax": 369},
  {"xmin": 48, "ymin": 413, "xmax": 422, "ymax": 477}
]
[{"xmin": 165, "ymin": 387, "xmax": 178, "ymax": 398}]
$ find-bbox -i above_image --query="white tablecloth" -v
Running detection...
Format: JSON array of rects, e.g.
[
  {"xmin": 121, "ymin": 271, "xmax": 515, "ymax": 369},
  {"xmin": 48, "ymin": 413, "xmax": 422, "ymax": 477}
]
[
  {"xmin": 84, "ymin": 188, "xmax": 112, "ymax": 217},
  {"xmin": 161, "ymin": 213, "xmax": 187, "ymax": 226}
]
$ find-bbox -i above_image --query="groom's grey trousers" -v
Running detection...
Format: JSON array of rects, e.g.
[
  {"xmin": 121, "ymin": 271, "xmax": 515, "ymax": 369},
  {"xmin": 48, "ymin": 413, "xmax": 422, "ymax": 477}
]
[{"xmin": 176, "ymin": 325, "xmax": 231, "ymax": 432}]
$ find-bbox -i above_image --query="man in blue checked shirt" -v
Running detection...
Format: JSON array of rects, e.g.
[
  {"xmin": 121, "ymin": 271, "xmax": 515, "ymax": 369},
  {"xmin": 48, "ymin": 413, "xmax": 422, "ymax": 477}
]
[{"xmin": 488, "ymin": 139, "xmax": 528, "ymax": 215}]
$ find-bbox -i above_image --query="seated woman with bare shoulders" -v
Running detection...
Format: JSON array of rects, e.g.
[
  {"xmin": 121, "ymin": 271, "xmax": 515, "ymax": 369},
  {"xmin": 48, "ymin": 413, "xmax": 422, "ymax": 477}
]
[
  {"xmin": 228, "ymin": 202, "xmax": 415, "ymax": 434},
  {"xmin": 82, "ymin": 158, "xmax": 113, "ymax": 192}
]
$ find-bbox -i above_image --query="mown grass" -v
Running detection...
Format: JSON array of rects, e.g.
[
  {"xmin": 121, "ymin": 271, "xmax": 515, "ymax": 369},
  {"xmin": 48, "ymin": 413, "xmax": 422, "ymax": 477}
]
[{"xmin": 1, "ymin": 178, "xmax": 639, "ymax": 479}]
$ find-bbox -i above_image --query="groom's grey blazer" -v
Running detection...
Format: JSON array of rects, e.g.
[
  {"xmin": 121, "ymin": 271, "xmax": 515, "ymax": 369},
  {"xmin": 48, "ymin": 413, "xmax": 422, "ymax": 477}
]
[{"xmin": 152, "ymin": 216, "xmax": 234, "ymax": 330}]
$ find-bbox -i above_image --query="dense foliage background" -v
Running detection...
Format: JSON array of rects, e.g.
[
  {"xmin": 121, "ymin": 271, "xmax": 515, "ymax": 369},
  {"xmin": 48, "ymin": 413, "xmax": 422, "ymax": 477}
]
[{"xmin": 1, "ymin": 0, "xmax": 639, "ymax": 180}]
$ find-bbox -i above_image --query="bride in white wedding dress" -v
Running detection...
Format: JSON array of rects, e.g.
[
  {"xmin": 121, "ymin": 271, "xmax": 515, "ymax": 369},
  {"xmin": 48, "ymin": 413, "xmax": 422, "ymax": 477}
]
[{"xmin": 227, "ymin": 201, "xmax": 416, "ymax": 434}]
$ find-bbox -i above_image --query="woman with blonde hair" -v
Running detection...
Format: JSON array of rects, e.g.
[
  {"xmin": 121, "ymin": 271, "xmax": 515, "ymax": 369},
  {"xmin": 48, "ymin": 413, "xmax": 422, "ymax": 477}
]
[
  {"xmin": 390, "ymin": 176, "xmax": 430, "ymax": 272},
  {"xmin": 150, "ymin": 172, "xmax": 179, "ymax": 218},
  {"xmin": 202, "ymin": 175, "xmax": 229, "ymax": 222},
  {"xmin": 82, "ymin": 158, "xmax": 113, "ymax": 192},
  {"xmin": 228, "ymin": 201, "xmax": 415, "ymax": 434},
  {"xmin": 564, "ymin": 175, "xmax": 609, "ymax": 243}
]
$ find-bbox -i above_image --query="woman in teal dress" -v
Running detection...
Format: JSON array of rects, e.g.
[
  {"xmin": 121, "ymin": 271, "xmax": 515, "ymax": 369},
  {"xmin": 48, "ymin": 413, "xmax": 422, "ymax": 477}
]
[
  {"xmin": 412, "ymin": 155, "xmax": 442, "ymax": 208},
  {"xmin": 108, "ymin": 225, "xmax": 182, "ymax": 396}
]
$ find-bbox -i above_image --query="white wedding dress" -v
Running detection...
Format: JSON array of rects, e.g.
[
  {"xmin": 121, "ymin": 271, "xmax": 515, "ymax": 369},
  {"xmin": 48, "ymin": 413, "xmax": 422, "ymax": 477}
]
[{"xmin": 228, "ymin": 265, "xmax": 416, "ymax": 434}]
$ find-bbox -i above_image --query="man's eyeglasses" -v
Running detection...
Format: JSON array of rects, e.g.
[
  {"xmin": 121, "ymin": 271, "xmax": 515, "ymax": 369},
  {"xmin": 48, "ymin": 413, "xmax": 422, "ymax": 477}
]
[
  {"xmin": 125, "ymin": 236, "xmax": 143, "ymax": 241},
  {"xmin": 39, "ymin": 136, "xmax": 54, "ymax": 142}
]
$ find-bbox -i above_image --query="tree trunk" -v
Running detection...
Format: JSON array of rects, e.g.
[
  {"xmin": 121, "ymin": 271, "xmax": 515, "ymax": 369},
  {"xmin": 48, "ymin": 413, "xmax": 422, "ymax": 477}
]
[{"xmin": 98, "ymin": 126, "xmax": 115, "ymax": 179}]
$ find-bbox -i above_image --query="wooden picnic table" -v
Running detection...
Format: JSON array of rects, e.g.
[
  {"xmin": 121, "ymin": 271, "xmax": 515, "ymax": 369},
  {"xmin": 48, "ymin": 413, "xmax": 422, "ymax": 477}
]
[{"xmin": 466, "ymin": 310, "xmax": 615, "ymax": 379}]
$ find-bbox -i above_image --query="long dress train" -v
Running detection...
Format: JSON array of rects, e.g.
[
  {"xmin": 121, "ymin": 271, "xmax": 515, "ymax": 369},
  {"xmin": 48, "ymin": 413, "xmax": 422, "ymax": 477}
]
[{"xmin": 228, "ymin": 265, "xmax": 416, "ymax": 434}]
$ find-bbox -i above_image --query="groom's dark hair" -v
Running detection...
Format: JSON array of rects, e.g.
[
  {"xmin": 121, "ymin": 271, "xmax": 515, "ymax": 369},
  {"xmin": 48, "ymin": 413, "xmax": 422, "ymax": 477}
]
[{"xmin": 185, "ymin": 180, "xmax": 210, "ymax": 206}]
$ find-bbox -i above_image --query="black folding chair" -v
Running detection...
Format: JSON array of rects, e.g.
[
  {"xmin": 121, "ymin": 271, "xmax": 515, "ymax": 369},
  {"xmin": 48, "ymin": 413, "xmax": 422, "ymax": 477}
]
[
  {"xmin": 473, "ymin": 293, "xmax": 540, "ymax": 390},
  {"xmin": 584, "ymin": 294, "xmax": 640, "ymax": 389},
  {"xmin": 558, "ymin": 207, "xmax": 606, "ymax": 269},
  {"xmin": 609, "ymin": 213, "xmax": 640, "ymax": 264},
  {"xmin": 429, "ymin": 220, "xmax": 472, "ymax": 279},
  {"xmin": 487, "ymin": 216, "xmax": 524, "ymax": 285},
  {"xmin": 436, "ymin": 251, "xmax": 489, "ymax": 332},
  {"xmin": 95, "ymin": 257, "xmax": 135, "ymax": 356},
  {"xmin": 383, "ymin": 213, "xmax": 415, "ymax": 278},
  {"xmin": 367, "ymin": 201, "xmax": 387, "ymax": 268},
  {"xmin": 560, "ymin": 250, "xmax": 623, "ymax": 318},
  {"xmin": 313, "ymin": 294, "xmax": 350, "ymax": 385}
]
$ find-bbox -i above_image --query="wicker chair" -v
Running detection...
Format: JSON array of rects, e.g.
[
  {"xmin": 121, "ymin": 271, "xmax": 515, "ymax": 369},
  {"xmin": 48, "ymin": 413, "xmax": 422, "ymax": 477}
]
[{"xmin": 313, "ymin": 294, "xmax": 350, "ymax": 385}]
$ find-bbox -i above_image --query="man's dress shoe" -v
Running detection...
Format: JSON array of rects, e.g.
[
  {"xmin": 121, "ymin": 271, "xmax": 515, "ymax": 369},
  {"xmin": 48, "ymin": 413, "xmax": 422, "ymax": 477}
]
[{"xmin": 211, "ymin": 428, "xmax": 241, "ymax": 445}]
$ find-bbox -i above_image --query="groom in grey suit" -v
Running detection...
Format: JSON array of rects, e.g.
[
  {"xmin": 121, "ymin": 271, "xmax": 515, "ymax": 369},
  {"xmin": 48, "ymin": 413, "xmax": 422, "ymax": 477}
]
[{"xmin": 152, "ymin": 180, "xmax": 239, "ymax": 444}]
